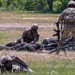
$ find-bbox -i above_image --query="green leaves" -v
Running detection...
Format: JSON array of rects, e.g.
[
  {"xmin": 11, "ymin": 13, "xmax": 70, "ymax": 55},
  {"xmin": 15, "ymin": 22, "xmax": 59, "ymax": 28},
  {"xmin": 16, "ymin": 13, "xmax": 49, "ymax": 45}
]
[
  {"xmin": 0, "ymin": 0, "xmax": 71, "ymax": 13},
  {"xmin": 53, "ymin": 0, "xmax": 69, "ymax": 13}
]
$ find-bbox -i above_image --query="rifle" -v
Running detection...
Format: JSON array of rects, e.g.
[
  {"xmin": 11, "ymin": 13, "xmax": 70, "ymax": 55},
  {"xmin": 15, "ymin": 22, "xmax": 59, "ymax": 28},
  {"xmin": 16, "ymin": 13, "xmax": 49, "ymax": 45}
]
[
  {"xmin": 53, "ymin": 21, "xmax": 60, "ymax": 42},
  {"xmin": 49, "ymin": 21, "xmax": 61, "ymax": 54}
]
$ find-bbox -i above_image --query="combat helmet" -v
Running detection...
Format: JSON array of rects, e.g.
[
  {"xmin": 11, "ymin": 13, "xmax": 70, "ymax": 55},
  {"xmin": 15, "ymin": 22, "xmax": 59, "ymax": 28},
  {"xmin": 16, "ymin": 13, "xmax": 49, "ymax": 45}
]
[
  {"xmin": 31, "ymin": 24, "xmax": 38, "ymax": 31},
  {"xmin": 1, "ymin": 55, "xmax": 12, "ymax": 64},
  {"xmin": 68, "ymin": 0, "xmax": 75, "ymax": 7}
]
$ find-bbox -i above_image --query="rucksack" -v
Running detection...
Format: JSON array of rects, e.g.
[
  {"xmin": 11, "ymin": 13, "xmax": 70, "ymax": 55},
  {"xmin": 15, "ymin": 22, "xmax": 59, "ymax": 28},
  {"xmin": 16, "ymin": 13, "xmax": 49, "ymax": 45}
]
[
  {"xmin": 41, "ymin": 38, "xmax": 58, "ymax": 50},
  {"xmin": 65, "ymin": 9, "xmax": 75, "ymax": 22},
  {"xmin": 41, "ymin": 38, "xmax": 58, "ymax": 45}
]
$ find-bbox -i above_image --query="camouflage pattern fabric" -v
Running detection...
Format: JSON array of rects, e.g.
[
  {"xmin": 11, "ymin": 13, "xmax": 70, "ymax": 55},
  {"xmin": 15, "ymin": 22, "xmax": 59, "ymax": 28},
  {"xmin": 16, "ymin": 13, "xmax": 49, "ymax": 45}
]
[
  {"xmin": 22, "ymin": 26, "xmax": 39, "ymax": 43},
  {"xmin": 56, "ymin": 1, "xmax": 75, "ymax": 54},
  {"xmin": 0, "ymin": 55, "xmax": 33, "ymax": 73},
  {"xmin": 62, "ymin": 25, "xmax": 75, "ymax": 39}
]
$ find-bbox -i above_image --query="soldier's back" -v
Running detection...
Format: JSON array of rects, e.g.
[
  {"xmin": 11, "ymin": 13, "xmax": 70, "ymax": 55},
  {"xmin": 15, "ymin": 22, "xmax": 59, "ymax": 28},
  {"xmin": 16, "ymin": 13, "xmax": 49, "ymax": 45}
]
[
  {"xmin": 65, "ymin": 8, "xmax": 75, "ymax": 23},
  {"xmin": 22, "ymin": 29, "xmax": 35, "ymax": 43}
]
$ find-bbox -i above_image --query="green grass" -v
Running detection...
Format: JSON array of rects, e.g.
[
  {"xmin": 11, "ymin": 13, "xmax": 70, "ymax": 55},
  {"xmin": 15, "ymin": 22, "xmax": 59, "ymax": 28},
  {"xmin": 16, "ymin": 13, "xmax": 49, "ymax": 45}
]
[
  {"xmin": 0, "ymin": 11, "xmax": 59, "ymax": 26},
  {"xmin": 0, "ymin": 28, "xmax": 54, "ymax": 44},
  {"xmin": 0, "ymin": 11, "xmax": 59, "ymax": 19},
  {"xmin": 0, "ymin": 12, "xmax": 74, "ymax": 75},
  {"xmin": 2, "ymin": 59, "xmax": 75, "ymax": 75},
  {"xmin": 0, "ymin": 11, "xmax": 59, "ymax": 17},
  {"xmin": 0, "ymin": 32, "xmax": 75, "ymax": 75},
  {"xmin": 0, "ymin": 30, "xmax": 22, "ymax": 45},
  {"xmin": 0, "ymin": 29, "xmax": 74, "ymax": 75},
  {"xmin": 26, "ymin": 59, "xmax": 75, "ymax": 75}
]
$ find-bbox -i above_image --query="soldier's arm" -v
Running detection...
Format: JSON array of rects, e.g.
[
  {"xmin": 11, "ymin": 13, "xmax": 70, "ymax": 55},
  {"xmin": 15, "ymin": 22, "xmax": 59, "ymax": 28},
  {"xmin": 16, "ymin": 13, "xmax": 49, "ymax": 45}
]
[
  {"xmin": 37, "ymin": 32, "xmax": 40, "ymax": 41},
  {"xmin": 58, "ymin": 9, "xmax": 67, "ymax": 23},
  {"xmin": 34, "ymin": 32, "xmax": 40, "ymax": 42},
  {"xmin": 31, "ymin": 32, "xmax": 40, "ymax": 43},
  {"xmin": 22, "ymin": 30, "xmax": 27, "ymax": 43}
]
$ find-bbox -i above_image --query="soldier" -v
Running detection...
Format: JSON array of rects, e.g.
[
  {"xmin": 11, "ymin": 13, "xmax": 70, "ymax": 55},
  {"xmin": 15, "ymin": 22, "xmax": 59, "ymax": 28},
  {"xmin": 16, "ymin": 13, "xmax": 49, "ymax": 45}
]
[
  {"xmin": 0, "ymin": 55, "xmax": 12, "ymax": 73},
  {"xmin": 0, "ymin": 55, "xmax": 33, "ymax": 73},
  {"xmin": 56, "ymin": 0, "xmax": 75, "ymax": 54},
  {"xmin": 22, "ymin": 24, "xmax": 39, "ymax": 43}
]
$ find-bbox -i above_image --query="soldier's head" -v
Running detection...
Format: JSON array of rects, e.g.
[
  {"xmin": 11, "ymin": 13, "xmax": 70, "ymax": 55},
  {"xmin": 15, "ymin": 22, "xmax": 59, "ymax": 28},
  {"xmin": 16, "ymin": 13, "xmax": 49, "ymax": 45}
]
[
  {"xmin": 1, "ymin": 55, "xmax": 12, "ymax": 72},
  {"xmin": 31, "ymin": 24, "xmax": 38, "ymax": 32},
  {"xmin": 68, "ymin": 0, "xmax": 75, "ymax": 7}
]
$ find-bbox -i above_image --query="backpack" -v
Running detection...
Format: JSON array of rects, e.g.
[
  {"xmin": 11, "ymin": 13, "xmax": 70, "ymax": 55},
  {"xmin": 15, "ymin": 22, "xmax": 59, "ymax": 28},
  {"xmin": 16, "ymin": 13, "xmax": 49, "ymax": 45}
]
[
  {"xmin": 65, "ymin": 9, "xmax": 75, "ymax": 22},
  {"xmin": 41, "ymin": 38, "xmax": 58, "ymax": 45},
  {"xmin": 41, "ymin": 38, "xmax": 58, "ymax": 50}
]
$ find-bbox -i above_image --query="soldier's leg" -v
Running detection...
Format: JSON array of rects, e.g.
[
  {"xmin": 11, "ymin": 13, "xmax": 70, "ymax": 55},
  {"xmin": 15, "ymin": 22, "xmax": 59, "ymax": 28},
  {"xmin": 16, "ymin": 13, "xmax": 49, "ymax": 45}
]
[{"xmin": 56, "ymin": 27, "xmax": 70, "ymax": 54}]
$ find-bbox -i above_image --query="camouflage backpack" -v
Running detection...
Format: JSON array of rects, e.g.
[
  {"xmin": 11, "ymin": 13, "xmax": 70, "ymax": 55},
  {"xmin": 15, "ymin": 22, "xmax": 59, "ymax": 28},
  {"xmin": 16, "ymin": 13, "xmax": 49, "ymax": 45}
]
[{"xmin": 65, "ymin": 9, "xmax": 75, "ymax": 22}]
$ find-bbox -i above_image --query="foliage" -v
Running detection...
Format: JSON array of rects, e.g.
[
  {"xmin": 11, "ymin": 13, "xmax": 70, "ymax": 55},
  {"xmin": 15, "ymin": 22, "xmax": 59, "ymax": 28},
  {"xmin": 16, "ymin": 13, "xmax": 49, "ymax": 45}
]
[
  {"xmin": 53, "ymin": 0, "xmax": 69, "ymax": 13},
  {"xmin": 0, "ymin": 0, "xmax": 72, "ymax": 13},
  {"xmin": 25, "ymin": 0, "xmax": 35, "ymax": 11},
  {"xmin": 53, "ymin": 0, "xmax": 62, "ymax": 13},
  {"xmin": 0, "ymin": 0, "xmax": 3, "ymax": 7},
  {"xmin": 25, "ymin": 0, "xmax": 49, "ymax": 12},
  {"xmin": 35, "ymin": 0, "xmax": 48, "ymax": 12}
]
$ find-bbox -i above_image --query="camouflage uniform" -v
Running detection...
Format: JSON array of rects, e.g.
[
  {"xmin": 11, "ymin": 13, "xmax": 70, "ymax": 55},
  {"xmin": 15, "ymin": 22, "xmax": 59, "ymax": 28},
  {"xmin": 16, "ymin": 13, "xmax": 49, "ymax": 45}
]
[
  {"xmin": 0, "ymin": 25, "xmax": 39, "ymax": 51},
  {"xmin": 22, "ymin": 25, "xmax": 39, "ymax": 43},
  {"xmin": 0, "ymin": 55, "xmax": 12, "ymax": 72},
  {"xmin": 0, "ymin": 55, "xmax": 33, "ymax": 73},
  {"xmin": 56, "ymin": 0, "xmax": 75, "ymax": 54}
]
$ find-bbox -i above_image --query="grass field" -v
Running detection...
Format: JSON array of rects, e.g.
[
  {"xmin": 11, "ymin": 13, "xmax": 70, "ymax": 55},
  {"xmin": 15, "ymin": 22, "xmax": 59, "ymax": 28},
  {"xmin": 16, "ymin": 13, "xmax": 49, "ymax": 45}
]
[
  {"xmin": 0, "ymin": 12, "xmax": 75, "ymax": 75},
  {"xmin": 0, "ymin": 11, "xmax": 58, "ymax": 26}
]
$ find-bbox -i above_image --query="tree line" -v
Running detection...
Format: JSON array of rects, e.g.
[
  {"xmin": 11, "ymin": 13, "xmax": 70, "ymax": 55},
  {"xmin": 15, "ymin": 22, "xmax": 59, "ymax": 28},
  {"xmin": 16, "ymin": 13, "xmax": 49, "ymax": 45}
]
[{"xmin": 0, "ymin": 0, "xmax": 71, "ymax": 13}]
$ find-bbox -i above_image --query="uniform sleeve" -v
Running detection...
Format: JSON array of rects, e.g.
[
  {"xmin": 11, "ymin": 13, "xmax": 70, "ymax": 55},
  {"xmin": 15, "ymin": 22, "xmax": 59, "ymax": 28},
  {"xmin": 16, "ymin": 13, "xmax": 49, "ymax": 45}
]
[
  {"xmin": 37, "ymin": 32, "xmax": 40, "ymax": 41},
  {"xmin": 33, "ymin": 32, "xmax": 40, "ymax": 43},
  {"xmin": 58, "ymin": 9, "xmax": 67, "ymax": 23},
  {"xmin": 11, "ymin": 56, "xmax": 28, "ymax": 68},
  {"xmin": 22, "ymin": 30, "xmax": 27, "ymax": 42}
]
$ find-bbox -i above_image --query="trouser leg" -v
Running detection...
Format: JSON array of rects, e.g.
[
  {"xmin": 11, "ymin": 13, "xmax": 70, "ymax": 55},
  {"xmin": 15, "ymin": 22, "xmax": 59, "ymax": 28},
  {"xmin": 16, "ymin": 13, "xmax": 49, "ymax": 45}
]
[{"xmin": 56, "ymin": 27, "xmax": 70, "ymax": 54}]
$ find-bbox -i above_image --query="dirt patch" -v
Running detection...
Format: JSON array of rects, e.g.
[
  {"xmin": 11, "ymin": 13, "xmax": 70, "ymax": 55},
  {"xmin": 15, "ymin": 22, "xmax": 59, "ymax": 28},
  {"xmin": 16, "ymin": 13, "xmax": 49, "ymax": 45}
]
[{"xmin": 0, "ymin": 50, "xmax": 75, "ymax": 62}]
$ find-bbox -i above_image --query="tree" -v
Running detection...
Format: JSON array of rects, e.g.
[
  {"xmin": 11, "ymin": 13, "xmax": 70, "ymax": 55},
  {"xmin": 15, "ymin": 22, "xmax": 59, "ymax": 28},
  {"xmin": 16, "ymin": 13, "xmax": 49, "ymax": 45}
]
[
  {"xmin": 7, "ymin": 0, "xmax": 11, "ymax": 7},
  {"xmin": 0, "ymin": 0, "xmax": 70, "ymax": 13},
  {"xmin": 53, "ymin": 0, "xmax": 69, "ymax": 13},
  {"xmin": 0, "ymin": 0, "xmax": 3, "ymax": 7},
  {"xmin": 47, "ymin": 0, "xmax": 53, "ymax": 12}
]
